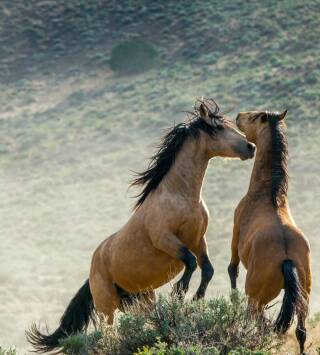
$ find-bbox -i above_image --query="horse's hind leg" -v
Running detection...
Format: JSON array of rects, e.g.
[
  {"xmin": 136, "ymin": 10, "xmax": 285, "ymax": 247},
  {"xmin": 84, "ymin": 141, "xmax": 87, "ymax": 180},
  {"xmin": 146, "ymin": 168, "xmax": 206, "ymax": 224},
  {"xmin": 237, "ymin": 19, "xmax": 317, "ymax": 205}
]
[
  {"xmin": 295, "ymin": 263, "xmax": 310, "ymax": 355},
  {"xmin": 89, "ymin": 273, "xmax": 120, "ymax": 324},
  {"xmin": 295, "ymin": 269, "xmax": 309, "ymax": 355},
  {"xmin": 296, "ymin": 315, "xmax": 307, "ymax": 355}
]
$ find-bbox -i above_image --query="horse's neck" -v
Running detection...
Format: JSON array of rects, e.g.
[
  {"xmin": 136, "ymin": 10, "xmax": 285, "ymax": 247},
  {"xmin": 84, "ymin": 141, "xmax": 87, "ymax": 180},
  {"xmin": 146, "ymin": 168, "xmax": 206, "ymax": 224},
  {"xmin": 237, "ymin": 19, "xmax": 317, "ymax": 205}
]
[
  {"xmin": 248, "ymin": 127, "xmax": 273, "ymax": 194},
  {"xmin": 163, "ymin": 137, "xmax": 209, "ymax": 203}
]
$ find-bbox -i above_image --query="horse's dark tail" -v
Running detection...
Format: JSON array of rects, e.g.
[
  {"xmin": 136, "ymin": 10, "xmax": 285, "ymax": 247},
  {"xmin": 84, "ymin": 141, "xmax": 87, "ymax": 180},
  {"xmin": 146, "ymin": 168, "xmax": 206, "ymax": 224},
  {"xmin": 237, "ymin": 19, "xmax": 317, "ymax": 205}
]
[
  {"xmin": 274, "ymin": 259, "xmax": 307, "ymax": 334},
  {"xmin": 26, "ymin": 279, "xmax": 96, "ymax": 353}
]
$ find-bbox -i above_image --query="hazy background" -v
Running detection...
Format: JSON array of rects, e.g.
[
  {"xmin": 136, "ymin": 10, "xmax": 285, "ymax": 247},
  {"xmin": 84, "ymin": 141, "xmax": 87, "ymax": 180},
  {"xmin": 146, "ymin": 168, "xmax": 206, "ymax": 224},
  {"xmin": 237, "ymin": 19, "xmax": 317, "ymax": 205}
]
[{"xmin": 0, "ymin": 1, "xmax": 319, "ymax": 352}]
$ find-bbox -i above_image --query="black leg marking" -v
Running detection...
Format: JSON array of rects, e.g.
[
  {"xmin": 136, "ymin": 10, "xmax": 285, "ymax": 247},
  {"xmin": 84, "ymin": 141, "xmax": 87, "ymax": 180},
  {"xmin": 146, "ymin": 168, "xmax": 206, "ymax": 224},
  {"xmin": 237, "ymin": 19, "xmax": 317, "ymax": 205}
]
[
  {"xmin": 172, "ymin": 246, "xmax": 197, "ymax": 299},
  {"xmin": 228, "ymin": 263, "xmax": 239, "ymax": 289},
  {"xmin": 295, "ymin": 322, "xmax": 306, "ymax": 355},
  {"xmin": 193, "ymin": 255, "xmax": 214, "ymax": 300}
]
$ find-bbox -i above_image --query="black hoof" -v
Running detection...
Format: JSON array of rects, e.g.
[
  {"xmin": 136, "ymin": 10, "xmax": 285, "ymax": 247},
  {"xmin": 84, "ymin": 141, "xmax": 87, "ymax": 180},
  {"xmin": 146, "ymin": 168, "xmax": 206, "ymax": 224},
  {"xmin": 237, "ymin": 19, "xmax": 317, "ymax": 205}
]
[{"xmin": 192, "ymin": 291, "xmax": 205, "ymax": 301}]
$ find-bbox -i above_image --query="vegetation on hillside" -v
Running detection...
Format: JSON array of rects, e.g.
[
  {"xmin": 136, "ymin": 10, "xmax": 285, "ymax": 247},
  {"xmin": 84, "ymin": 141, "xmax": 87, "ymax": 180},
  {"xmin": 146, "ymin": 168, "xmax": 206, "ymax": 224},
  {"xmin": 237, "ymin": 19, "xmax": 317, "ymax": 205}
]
[
  {"xmin": 1, "ymin": 1, "xmax": 320, "ymax": 90},
  {"xmin": 109, "ymin": 38, "xmax": 158, "ymax": 74},
  {"xmin": 0, "ymin": 348, "xmax": 16, "ymax": 355},
  {"xmin": 1, "ymin": 0, "xmax": 319, "ymax": 167},
  {"xmin": 59, "ymin": 293, "xmax": 281, "ymax": 355}
]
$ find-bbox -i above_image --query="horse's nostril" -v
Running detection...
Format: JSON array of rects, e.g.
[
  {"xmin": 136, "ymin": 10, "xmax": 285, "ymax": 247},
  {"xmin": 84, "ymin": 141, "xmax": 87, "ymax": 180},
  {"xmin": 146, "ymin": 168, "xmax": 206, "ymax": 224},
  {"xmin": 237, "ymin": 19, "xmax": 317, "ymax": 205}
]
[{"xmin": 248, "ymin": 143, "xmax": 255, "ymax": 152}]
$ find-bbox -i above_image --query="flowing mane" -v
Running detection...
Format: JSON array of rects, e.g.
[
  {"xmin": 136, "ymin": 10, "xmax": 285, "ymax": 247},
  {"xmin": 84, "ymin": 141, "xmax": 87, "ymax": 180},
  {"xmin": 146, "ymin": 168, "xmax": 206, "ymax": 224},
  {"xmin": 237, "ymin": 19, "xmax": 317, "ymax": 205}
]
[
  {"xmin": 131, "ymin": 98, "xmax": 223, "ymax": 209},
  {"xmin": 268, "ymin": 112, "xmax": 289, "ymax": 207}
]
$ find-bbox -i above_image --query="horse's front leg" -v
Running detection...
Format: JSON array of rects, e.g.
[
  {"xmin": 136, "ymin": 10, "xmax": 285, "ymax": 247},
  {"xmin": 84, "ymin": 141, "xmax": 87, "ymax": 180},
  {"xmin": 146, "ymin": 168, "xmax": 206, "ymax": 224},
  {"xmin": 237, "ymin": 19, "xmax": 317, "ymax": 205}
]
[
  {"xmin": 172, "ymin": 245, "xmax": 198, "ymax": 298},
  {"xmin": 228, "ymin": 223, "xmax": 240, "ymax": 290},
  {"xmin": 150, "ymin": 232, "xmax": 197, "ymax": 299},
  {"xmin": 193, "ymin": 236, "xmax": 214, "ymax": 300}
]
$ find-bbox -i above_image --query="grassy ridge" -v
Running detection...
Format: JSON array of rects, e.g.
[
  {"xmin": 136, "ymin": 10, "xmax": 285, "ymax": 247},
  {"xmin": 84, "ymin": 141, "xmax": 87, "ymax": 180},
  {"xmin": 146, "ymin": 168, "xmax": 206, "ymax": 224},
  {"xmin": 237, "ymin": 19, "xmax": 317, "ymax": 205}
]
[
  {"xmin": 1, "ymin": 1, "xmax": 320, "ymax": 82},
  {"xmin": 1, "ymin": 1, "xmax": 319, "ymax": 168}
]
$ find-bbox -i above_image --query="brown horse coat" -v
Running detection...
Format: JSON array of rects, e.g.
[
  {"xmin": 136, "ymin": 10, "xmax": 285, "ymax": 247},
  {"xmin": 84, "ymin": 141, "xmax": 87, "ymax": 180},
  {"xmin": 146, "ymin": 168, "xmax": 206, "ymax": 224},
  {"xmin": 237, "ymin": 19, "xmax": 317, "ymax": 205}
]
[
  {"xmin": 90, "ymin": 100, "xmax": 255, "ymax": 322},
  {"xmin": 26, "ymin": 99, "xmax": 255, "ymax": 353},
  {"xmin": 229, "ymin": 110, "xmax": 311, "ymax": 355}
]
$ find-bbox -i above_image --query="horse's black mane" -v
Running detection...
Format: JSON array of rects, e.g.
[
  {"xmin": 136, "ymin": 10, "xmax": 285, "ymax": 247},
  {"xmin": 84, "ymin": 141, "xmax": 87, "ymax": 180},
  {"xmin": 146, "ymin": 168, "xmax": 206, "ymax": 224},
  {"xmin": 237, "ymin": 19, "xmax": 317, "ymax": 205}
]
[
  {"xmin": 131, "ymin": 98, "xmax": 223, "ymax": 209},
  {"xmin": 267, "ymin": 112, "xmax": 289, "ymax": 207}
]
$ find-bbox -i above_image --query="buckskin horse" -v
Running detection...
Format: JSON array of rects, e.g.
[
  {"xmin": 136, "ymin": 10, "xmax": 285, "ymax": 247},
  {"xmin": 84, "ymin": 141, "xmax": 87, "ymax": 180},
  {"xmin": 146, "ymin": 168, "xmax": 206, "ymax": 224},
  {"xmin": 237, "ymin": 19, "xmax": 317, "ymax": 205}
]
[
  {"xmin": 228, "ymin": 110, "xmax": 311, "ymax": 354},
  {"xmin": 26, "ymin": 99, "xmax": 255, "ymax": 353}
]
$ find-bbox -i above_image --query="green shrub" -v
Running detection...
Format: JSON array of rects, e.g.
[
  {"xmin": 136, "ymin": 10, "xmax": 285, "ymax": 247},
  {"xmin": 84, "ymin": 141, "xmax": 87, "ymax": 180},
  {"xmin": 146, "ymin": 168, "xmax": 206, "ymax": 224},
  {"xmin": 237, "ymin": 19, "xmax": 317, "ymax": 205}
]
[
  {"xmin": 309, "ymin": 311, "xmax": 320, "ymax": 327},
  {"xmin": 227, "ymin": 349, "xmax": 270, "ymax": 355},
  {"xmin": 65, "ymin": 292, "xmax": 280, "ymax": 355},
  {"xmin": 0, "ymin": 347, "xmax": 17, "ymax": 355},
  {"xmin": 110, "ymin": 38, "xmax": 158, "ymax": 75},
  {"xmin": 60, "ymin": 331, "xmax": 101, "ymax": 355},
  {"xmin": 135, "ymin": 338, "xmax": 220, "ymax": 354}
]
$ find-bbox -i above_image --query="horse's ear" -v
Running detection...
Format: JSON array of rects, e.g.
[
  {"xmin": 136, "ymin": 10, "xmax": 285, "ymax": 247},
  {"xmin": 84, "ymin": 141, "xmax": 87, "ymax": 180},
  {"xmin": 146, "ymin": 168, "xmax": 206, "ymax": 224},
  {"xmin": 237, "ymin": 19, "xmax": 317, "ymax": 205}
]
[
  {"xmin": 278, "ymin": 110, "xmax": 287, "ymax": 121},
  {"xmin": 199, "ymin": 103, "xmax": 208, "ymax": 118},
  {"xmin": 199, "ymin": 103, "xmax": 214, "ymax": 126},
  {"xmin": 249, "ymin": 112, "xmax": 268, "ymax": 123},
  {"xmin": 259, "ymin": 112, "xmax": 268, "ymax": 123}
]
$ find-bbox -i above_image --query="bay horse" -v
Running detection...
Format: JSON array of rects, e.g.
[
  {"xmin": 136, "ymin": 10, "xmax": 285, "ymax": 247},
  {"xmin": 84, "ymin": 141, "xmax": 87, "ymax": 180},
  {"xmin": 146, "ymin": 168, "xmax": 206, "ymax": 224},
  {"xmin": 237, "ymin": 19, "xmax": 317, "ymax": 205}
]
[
  {"xmin": 228, "ymin": 110, "xmax": 311, "ymax": 354},
  {"xmin": 26, "ymin": 99, "xmax": 255, "ymax": 353}
]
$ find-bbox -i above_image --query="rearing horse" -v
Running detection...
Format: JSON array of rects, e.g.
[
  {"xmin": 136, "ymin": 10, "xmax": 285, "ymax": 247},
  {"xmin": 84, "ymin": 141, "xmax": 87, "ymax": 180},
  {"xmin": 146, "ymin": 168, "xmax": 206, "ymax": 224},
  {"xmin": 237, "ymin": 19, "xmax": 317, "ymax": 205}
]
[
  {"xmin": 229, "ymin": 110, "xmax": 311, "ymax": 355},
  {"xmin": 27, "ymin": 99, "xmax": 255, "ymax": 353}
]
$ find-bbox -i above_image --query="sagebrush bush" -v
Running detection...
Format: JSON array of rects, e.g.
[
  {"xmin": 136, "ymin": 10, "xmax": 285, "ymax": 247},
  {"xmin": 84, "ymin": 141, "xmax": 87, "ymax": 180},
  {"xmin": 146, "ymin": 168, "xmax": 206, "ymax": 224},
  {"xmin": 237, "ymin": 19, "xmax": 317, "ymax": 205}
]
[
  {"xmin": 61, "ymin": 292, "xmax": 281, "ymax": 355},
  {"xmin": 109, "ymin": 38, "xmax": 158, "ymax": 74},
  {"xmin": 309, "ymin": 311, "xmax": 320, "ymax": 327},
  {"xmin": 59, "ymin": 332, "xmax": 101, "ymax": 355},
  {"xmin": 0, "ymin": 347, "xmax": 17, "ymax": 355}
]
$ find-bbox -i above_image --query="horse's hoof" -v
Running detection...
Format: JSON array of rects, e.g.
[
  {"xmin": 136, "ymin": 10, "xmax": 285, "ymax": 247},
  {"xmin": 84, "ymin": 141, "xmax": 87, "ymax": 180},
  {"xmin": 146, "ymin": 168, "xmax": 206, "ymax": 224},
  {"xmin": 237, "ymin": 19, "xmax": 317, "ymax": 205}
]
[{"xmin": 192, "ymin": 292, "xmax": 204, "ymax": 301}]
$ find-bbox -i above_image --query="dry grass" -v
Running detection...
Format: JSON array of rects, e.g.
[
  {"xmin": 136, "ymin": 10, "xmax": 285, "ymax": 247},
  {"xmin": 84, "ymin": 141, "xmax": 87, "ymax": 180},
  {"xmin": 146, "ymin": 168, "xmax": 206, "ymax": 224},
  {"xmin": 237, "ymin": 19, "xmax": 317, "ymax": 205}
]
[{"xmin": 279, "ymin": 322, "xmax": 320, "ymax": 354}]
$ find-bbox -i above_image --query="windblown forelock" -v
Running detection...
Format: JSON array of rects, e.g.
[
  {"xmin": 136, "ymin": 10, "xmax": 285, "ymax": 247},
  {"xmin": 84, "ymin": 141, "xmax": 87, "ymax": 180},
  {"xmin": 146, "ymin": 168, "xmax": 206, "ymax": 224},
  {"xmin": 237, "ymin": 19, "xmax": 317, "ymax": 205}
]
[
  {"xmin": 191, "ymin": 98, "xmax": 222, "ymax": 120},
  {"xmin": 212, "ymin": 115, "xmax": 226, "ymax": 128}
]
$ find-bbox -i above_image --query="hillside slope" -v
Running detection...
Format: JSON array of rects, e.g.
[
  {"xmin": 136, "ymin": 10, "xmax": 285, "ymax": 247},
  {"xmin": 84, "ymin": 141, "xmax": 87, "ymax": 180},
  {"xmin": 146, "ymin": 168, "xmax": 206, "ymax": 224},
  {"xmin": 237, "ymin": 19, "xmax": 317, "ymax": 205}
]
[{"xmin": 0, "ymin": 1, "xmax": 319, "ymax": 352}]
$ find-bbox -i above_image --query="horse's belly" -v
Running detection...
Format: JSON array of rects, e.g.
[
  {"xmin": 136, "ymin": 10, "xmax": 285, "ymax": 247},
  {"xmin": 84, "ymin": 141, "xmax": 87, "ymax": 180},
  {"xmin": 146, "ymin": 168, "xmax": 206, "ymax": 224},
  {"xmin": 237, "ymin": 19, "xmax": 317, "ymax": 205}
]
[{"xmin": 111, "ymin": 250, "xmax": 184, "ymax": 293}]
